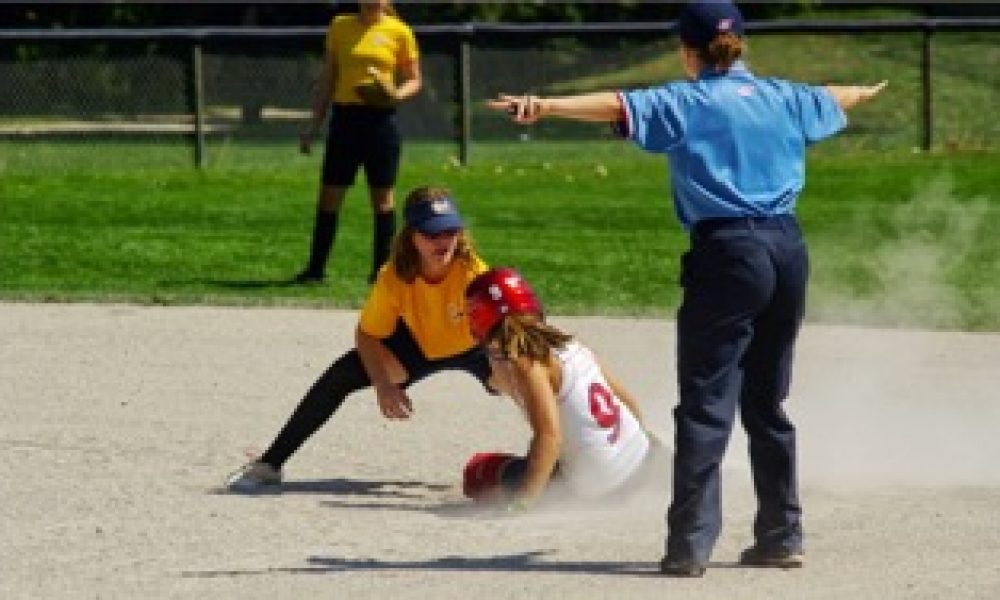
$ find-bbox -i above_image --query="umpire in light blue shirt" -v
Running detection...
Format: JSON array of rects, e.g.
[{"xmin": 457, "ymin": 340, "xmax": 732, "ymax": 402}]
[{"xmin": 489, "ymin": 0, "xmax": 886, "ymax": 577}]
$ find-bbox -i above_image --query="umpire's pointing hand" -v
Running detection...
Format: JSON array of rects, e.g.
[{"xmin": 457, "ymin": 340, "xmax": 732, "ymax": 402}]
[{"xmin": 487, "ymin": 94, "xmax": 544, "ymax": 125}]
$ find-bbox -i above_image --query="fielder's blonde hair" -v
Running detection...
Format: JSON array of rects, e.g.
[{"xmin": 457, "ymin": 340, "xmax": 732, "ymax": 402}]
[{"xmin": 391, "ymin": 186, "xmax": 476, "ymax": 283}]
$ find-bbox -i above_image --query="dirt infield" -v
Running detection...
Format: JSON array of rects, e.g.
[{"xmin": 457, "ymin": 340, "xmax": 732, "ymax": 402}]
[{"xmin": 2, "ymin": 302, "xmax": 998, "ymax": 599}]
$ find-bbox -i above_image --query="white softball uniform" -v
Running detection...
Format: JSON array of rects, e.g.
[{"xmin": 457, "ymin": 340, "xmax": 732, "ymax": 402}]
[{"xmin": 552, "ymin": 341, "xmax": 650, "ymax": 497}]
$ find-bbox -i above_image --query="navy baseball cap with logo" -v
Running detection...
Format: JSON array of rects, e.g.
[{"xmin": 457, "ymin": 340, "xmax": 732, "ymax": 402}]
[
  {"xmin": 405, "ymin": 196, "xmax": 464, "ymax": 234},
  {"xmin": 678, "ymin": 0, "xmax": 744, "ymax": 50}
]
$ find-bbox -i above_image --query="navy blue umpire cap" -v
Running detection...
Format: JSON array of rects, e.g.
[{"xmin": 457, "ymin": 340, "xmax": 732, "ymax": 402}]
[
  {"xmin": 678, "ymin": 0, "xmax": 744, "ymax": 50},
  {"xmin": 405, "ymin": 196, "xmax": 464, "ymax": 234}
]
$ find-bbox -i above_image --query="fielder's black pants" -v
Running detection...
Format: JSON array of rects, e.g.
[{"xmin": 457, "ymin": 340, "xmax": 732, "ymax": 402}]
[
  {"xmin": 260, "ymin": 321, "xmax": 491, "ymax": 469},
  {"xmin": 665, "ymin": 215, "xmax": 808, "ymax": 565}
]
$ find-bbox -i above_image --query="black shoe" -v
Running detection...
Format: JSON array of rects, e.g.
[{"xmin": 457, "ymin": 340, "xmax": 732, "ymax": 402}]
[
  {"xmin": 738, "ymin": 545, "xmax": 804, "ymax": 569},
  {"xmin": 292, "ymin": 269, "xmax": 325, "ymax": 285},
  {"xmin": 659, "ymin": 556, "xmax": 706, "ymax": 578}
]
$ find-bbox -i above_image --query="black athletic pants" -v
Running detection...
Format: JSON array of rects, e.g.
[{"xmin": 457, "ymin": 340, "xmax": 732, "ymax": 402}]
[{"xmin": 260, "ymin": 321, "xmax": 491, "ymax": 469}]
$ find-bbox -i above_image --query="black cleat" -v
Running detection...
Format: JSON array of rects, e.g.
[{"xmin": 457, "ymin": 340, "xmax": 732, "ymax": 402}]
[
  {"xmin": 738, "ymin": 545, "xmax": 804, "ymax": 569},
  {"xmin": 659, "ymin": 556, "xmax": 706, "ymax": 578},
  {"xmin": 291, "ymin": 269, "xmax": 325, "ymax": 285}
]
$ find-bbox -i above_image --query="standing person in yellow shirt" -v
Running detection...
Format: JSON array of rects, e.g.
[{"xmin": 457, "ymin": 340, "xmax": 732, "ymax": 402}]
[{"xmin": 296, "ymin": 0, "xmax": 422, "ymax": 285}]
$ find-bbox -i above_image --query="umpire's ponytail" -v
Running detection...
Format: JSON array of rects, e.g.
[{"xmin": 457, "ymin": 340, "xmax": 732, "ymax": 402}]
[{"xmin": 701, "ymin": 32, "xmax": 744, "ymax": 71}]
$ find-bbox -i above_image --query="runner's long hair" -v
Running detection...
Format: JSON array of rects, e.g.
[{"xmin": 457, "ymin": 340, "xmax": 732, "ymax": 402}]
[{"xmin": 488, "ymin": 313, "xmax": 573, "ymax": 363}]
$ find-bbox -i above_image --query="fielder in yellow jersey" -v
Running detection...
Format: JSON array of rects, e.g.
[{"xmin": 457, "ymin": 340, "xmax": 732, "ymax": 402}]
[
  {"xmin": 228, "ymin": 187, "xmax": 495, "ymax": 492},
  {"xmin": 361, "ymin": 251, "xmax": 487, "ymax": 361}
]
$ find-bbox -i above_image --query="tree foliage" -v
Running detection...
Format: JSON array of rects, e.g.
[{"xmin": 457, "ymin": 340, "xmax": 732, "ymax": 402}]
[
  {"xmin": 2, "ymin": 1, "xmax": 996, "ymax": 29},
  {"xmin": 8, "ymin": 1, "xmax": 996, "ymax": 30}
]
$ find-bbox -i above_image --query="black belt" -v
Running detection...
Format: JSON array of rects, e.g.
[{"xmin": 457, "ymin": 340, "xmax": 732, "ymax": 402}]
[{"xmin": 692, "ymin": 215, "xmax": 798, "ymax": 238}]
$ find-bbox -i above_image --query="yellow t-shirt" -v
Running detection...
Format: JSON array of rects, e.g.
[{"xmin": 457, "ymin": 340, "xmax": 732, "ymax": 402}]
[
  {"xmin": 326, "ymin": 14, "xmax": 419, "ymax": 105},
  {"xmin": 359, "ymin": 254, "xmax": 489, "ymax": 360}
]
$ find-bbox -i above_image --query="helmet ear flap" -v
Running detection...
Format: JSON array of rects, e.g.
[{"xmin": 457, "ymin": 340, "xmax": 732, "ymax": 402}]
[{"xmin": 466, "ymin": 294, "xmax": 501, "ymax": 342}]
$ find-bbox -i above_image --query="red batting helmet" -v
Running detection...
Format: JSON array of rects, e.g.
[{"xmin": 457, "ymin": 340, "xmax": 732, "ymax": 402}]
[{"xmin": 465, "ymin": 267, "xmax": 543, "ymax": 342}]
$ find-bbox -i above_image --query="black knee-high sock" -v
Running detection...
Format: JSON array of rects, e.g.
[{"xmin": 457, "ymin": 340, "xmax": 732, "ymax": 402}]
[
  {"xmin": 306, "ymin": 209, "xmax": 338, "ymax": 276},
  {"xmin": 370, "ymin": 210, "xmax": 396, "ymax": 282},
  {"xmin": 259, "ymin": 350, "xmax": 370, "ymax": 469}
]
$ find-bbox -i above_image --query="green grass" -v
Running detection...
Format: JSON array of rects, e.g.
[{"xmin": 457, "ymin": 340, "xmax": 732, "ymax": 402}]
[{"xmin": 2, "ymin": 139, "xmax": 999, "ymax": 330}]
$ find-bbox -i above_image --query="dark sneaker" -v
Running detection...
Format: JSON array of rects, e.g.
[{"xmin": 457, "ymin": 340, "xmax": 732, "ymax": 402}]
[
  {"xmin": 738, "ymin": 546, "xmax": 804, "ymax": 568},
  {"xmin": 659, "ymin": 556, "xmax": 706, "ymax": 578},
  {"xmin": 225, "ymin": 460, "xmax": 282, "ymax": 493},
  {"xmin": 292, "ymin": 269, "xmax": 325, "ymax": 285}
]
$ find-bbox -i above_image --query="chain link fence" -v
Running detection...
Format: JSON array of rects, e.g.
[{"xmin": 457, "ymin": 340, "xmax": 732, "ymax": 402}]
[{"xmin": 1, "ymin": 21, "xmax": 998, "ymax": 165}]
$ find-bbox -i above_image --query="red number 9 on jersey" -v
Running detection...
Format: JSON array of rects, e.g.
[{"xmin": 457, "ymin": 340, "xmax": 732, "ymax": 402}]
[{"xmin": 588, "ymin": 382, "xmax": 621, "ymax": 444}]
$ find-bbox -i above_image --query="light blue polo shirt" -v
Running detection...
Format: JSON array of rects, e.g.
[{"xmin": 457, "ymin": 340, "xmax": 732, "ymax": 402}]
[{"xmin": 618, "ymin": 61, "xmax": 846, "ymax": 230}]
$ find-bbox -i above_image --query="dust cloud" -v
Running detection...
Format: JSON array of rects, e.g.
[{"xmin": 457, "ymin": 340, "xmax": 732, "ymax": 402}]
[
  {"xmin": 792, "ymin": 323, "xmax": 1000, "ymax": 489},
  {"xmin": 810, "ymin": 174, "xmax": 994, "ymax": 330}
]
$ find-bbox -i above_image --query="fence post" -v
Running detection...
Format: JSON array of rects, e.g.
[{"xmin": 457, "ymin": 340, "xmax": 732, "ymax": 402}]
[
  {"xmin": 190, "ymin": 42, "xmax": 206, "ymax": 168},
  {"xmin": 458, "ymin": 34, "xmax": 471, "ymax": 166},
  {"xmin": 921, "ymin": 25, "xmax": 933, "ymax": 152}
]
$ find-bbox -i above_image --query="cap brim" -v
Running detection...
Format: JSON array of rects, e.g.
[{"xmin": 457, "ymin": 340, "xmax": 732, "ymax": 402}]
[{"xmin": 416, "ymin": 214, "xmax": 464, "ymax": 234}]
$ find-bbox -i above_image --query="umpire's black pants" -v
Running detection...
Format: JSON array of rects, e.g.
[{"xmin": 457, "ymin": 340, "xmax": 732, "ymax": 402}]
[{"xmin": 665, "ymin": 215, "xmax": 808, "ymax": 564}]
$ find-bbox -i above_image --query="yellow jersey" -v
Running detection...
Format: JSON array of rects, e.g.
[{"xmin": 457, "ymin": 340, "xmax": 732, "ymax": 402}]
[
  {"xmin": 359, "ymin": 254, "xmax": 489, "ymax": 360},
  {"xmin": 326, "ymin": 14, "xmax": 419, "ymax": 105}
]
